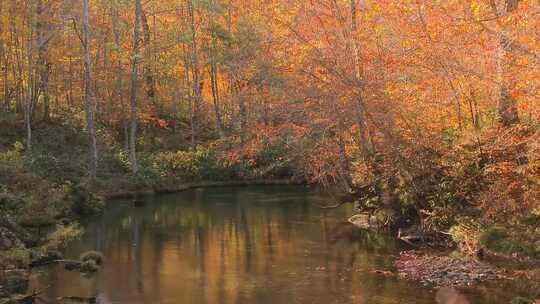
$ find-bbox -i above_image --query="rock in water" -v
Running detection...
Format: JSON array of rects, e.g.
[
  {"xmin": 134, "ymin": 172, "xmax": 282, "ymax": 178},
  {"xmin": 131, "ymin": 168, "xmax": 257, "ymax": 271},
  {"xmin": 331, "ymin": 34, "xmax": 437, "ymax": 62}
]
[
  {"xmin": 80, "ymin": 260, "xmax": 99, "ymax": 274},
  {"xmin": 348, "ymin": 213, "xmax": 372, "ymax": 229},
  {"xmin": 80, "ymin": 251, "xmax": 104, "ymax": 266}
]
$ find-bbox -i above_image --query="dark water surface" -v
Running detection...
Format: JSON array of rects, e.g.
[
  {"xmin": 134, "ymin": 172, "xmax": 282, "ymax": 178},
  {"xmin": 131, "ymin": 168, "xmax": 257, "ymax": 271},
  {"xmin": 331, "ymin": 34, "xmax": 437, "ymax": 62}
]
[{"xmin": 31, "ymin": 186, "xmax": 517, "ymax": 303}]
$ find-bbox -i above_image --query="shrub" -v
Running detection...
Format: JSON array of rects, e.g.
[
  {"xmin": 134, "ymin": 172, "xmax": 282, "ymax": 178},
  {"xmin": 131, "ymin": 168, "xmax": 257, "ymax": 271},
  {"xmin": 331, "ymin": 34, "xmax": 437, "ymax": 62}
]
[
  {"xmin": 0, "ymin": 141, "xmax": 24, "ymax": 172},
  {"xmin": 152, "ymin": 145, "xmax": 240, "ymax": 181},
  {"xmin": 46, "ymin": 224, "xmax": 83, "ymax": 249},
  {"xmin": 80, "ymin": 250, "xmax": 104, "ymax": 266},
  {"xmin": 0, "ymin": 249, "xmax": 30, "ymax": 270},
  {"xmin": 479, "ymin": 222, "xmax": 540, "ymax": 258},
  {"xmin": 449, "ymin": 217, "xmax": 486, "ymax": 255},
  {"xmin": 68, "ymin": 183, "xmax": 105, "ymax": 216}
]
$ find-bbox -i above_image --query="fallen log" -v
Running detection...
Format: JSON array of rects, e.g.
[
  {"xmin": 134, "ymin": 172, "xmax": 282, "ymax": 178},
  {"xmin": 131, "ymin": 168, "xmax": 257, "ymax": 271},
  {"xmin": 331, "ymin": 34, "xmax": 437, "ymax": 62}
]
[{"xmin": 57, "ymin": 296, "xmax": 97, "ymax": 303}]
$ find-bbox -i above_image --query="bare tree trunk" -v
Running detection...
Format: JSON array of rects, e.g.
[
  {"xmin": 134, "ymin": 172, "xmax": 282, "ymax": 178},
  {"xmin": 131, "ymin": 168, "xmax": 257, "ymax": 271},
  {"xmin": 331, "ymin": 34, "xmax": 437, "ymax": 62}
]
[
  {"xmin": 210, "ymin": 61, "xmax": 225, "ymax": 137},
  {"xmin": 469, "ymin": 86, "xmax": 481, "ymax": 129},
  {"xmin": 129, "ymin": 0, "xmax": 142, "ymax": 173},
  {"xmin": 82, "ymin": 0, "xmax": 98, "ymax": 178},
  {"xmin": 36, "ymin": 0, "xmax": 50, "ymax": 121},
  {"xmin": 181, "ymin": 42, "xmax": 193, "ymax": 136},
  {"xmin": 337, "ymin": 119, "xmax": 353, "ymax": 192},
  {"xmin": 67, "ymin": 56, "xmax": 73, "ymax": 106},
  {"xmin": 1, "ymin": 36, "xmax": 8, "ymax": 111},
  {"xmin": 11, "ymin": 11, "xmax": 24, "ymax": 114},
  {"xmin": 0, "ymin": 3, "xmax": 7, "ymax": 111},
  {"xmin": 25, "ymin": 3, "xmax": 35, "ymax": 152},
  {"xmin": 238, "ymin": 87, "xmax": 247, "ymax": 144},
  {"xmin": 187, "ymin": 0, "xmax": 202, "ymax": 149},
  {"xmin": 141, "ymin": 10, "xmax": 156, "ymax": 101},
  {"xmin": 209, "ymin": 3, "xmax": 225, "ymax": 138},
  {"xmin": 110, "ymin": 3, "xmax": 128, "ymax": 151}
]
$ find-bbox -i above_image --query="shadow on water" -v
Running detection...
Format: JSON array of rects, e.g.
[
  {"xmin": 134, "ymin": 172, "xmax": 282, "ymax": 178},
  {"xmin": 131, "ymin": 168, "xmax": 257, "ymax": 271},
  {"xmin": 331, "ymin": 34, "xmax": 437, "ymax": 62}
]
[{"xmin": 30, "ymin": 186, "xmax": 520, "ymax": 304}]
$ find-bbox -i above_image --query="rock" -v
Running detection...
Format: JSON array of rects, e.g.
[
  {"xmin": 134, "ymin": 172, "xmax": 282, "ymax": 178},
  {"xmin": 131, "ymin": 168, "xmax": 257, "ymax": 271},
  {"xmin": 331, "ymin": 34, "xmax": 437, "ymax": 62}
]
[
  {"xmin": 80, "ymin": 260, "xmax": 99, "ymax": 274},
  {"xmin": 398, "ymin": 227, "xmax": 425, "ymax": 245},
  {"xmin": 0, "ymin": 228, "xmax": 24, "ymax": 251},
  {"xmin": 80, "ymin": 251, "xmax": 104, "ymax": 266},
  {"xmin": 0, "ymin": 216, "xmax": 35, "ymax": 248},
  {"xmin": 348, "ymin": 213, "xmax": 372, "ymax": 229}
]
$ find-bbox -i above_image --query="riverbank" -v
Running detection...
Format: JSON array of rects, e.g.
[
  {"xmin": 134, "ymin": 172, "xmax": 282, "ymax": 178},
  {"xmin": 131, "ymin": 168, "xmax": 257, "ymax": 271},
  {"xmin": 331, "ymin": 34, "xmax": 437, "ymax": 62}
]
[
  {"xmin": 1, "ymin": 180, "xmax": 539, "ymax": 303},
  {"xmin": 1, "ymin": 179, "xmax": 303, "ymax": 302},
  {"xmin": 100, "ymin": 179, "xmax": 302, "ymax": 200}
]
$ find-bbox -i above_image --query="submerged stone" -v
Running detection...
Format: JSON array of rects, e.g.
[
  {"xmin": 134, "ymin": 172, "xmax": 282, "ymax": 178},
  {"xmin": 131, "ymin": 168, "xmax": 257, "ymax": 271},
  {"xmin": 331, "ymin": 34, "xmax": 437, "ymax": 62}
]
[{"xmin": 348, "ymin": 213, "xmax": 373, "ymax": 229}]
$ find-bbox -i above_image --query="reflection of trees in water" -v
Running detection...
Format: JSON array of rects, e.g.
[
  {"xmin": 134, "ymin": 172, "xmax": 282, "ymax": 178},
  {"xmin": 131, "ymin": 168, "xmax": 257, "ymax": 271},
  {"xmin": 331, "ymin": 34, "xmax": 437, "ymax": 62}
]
[
  {"xmin": 41, "ymin": 188, "xmax": 440, "ymax": 303},
  {"xmin": 131, "ymin": 211, "xmax": 143, "ymax": 294}
]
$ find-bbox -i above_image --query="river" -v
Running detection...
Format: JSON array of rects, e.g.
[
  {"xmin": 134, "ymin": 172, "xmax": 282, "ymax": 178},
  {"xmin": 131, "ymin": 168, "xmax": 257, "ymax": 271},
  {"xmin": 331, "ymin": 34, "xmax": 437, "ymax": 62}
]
[{"xmin": 30, "ymin": 186, "xmax": 520, "ymax": 303}]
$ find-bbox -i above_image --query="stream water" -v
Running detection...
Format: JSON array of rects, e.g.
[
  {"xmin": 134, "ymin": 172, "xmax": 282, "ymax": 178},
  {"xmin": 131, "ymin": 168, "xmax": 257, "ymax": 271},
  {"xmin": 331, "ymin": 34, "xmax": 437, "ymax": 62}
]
[{"xmin": 30, "ymin": 186, "xmax": 521, "ymax": 303}]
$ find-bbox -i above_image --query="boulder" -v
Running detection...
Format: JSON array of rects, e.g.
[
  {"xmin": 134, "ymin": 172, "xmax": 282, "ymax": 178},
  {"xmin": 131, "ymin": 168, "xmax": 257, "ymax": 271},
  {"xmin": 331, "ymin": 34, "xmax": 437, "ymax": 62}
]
[
  {"xmin": 80, "ymin": 260, "xmax": 99, "ymax": 274},
  {"xmin": 348, "ymin": 213, "xmax": 373, "ymax": 229},
  {"xmin": 0, "ymin": 228, "xmax": 24, "ymax": 251}
]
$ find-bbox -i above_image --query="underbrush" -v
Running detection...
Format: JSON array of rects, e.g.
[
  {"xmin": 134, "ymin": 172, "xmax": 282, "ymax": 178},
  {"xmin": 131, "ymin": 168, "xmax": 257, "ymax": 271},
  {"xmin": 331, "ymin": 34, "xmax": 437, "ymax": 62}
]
[{"xmin": 347, "ymin": 123, "xmax": 540, "ymax": 258}]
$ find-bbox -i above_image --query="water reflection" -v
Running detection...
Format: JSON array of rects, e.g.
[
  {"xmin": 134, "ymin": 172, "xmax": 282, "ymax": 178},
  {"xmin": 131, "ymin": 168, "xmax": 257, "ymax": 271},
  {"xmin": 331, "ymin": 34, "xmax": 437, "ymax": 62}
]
[
  {"xmin": 436, "ymin": 287, "xmax": 470, "ymax": 304},
  {"xmin": 30, "ymin": 186, "xmax": 487, "ymax": 304}
]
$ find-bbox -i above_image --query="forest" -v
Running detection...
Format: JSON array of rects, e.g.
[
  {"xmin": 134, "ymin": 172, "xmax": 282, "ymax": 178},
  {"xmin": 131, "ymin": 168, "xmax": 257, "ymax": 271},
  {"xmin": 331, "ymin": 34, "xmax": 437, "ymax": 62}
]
[{"xmin": 0, "ymin": 0, "xmax": 539, "ymax": 303}]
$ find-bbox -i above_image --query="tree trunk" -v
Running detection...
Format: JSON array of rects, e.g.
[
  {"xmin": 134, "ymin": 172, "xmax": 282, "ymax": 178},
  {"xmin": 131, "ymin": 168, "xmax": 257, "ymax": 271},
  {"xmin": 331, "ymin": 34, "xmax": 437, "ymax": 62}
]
[
  {"xmin": 141, "ymin": 9, "xmax": 156, "ymax": 101},
  {"xmin": 25, "ymin": 3, "xmax": 35, "ymax": 152},
  {"xmin": 0, "ymin": 3, "xmax": 7, "ymax": 111},
  {"xmin": 337, "ymin": 119, "xmax": 353, "ymax": 192},
  {"xmin": 238, "ymin": 87, "xmax": 247, "ymax": 144},
  {"xmin": 36, "ymin": 0, "xmax": 50, "ymax": 121},
  {"xmin": 82, "ymin": 0, "xmax": 98, "ymax": 178},
  {"xmin": 491, "ymin": 0, "xmax": 520, "ymax": 126},
  {"xmin": 129, "ymin": 0, "xmax": 142, "ymax": 173},
  {"xmin": 110, "ymin": 3, "xmax": 128, "ymax": 150},
  {"xmin": 1, "ymin": 37, "xmax": 8, "ymax": 111},
  {"xmin": 350, "ymin": 0, "xmax": 373, "ymax": 160},
  {"xmin": 187, "ymin": 0, "xmax": 202, "ymax": 149},
  {"xmin": 210, "ymin": 60, "xmax": 225, "ymax": 137},
  {"xmin": 209, "ymin": 4, "xmax": 225, "ymax": 138}
]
